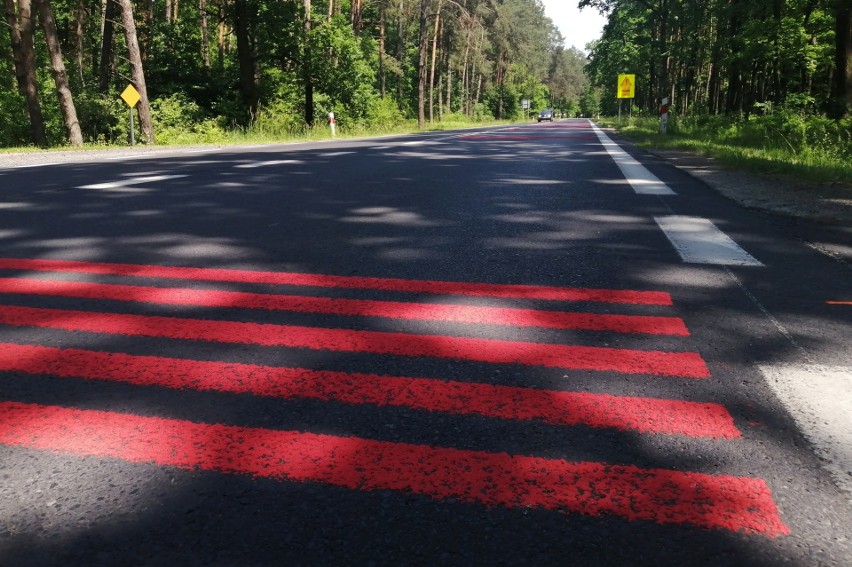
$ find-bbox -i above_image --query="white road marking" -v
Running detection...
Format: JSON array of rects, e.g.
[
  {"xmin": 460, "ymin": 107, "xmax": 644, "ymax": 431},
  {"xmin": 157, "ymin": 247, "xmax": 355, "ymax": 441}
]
[
  {"xmin": 318, "ymin": 151, "xmax": 354, "ymax": 157},
  {"xmin": 759, "ymin": 364, "xmax": 852, "ymax": 499},
  {"xmin": 654, "ymin": 215, "xmax": 763, "ymax": 266},
  {"xmin": 589, "ymin": 121, "xmax": 675, "ymax": 195},
  {"xmin": 234, "ymin": 160, "xmax": 302, "ymax": 168},
  {"xmin": 6, "ymin": 162, "xmax": 60, "ymax": 169},
  {"xmin": 78, "ymin": 174, "xmax": 187, "ymax": 191},
  {"xmin": 104, "ymin": 154, "xmax": 146, "ymax": 161}
]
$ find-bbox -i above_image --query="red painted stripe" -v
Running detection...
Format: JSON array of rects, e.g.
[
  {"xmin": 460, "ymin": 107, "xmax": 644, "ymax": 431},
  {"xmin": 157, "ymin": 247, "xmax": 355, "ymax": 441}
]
[
  {"xmin": 0, "ymin": 258, "xmax": 672, "ymax": 305},
  {"xmin": 0, "ymin": 305, "xmax": 710, "ymax": 377},
  {"xmin": 0, "ymin": 344, "xmax": 735, "ymax": 437},
  {"xmin": 0, "ymin": 402, "xmax": 787, "ymax": 535},
  {"xmin": 462, "ymin": 135, "xmax": 596, "ymax": 141},
  {"xmin": 0, "ymin": 278, "xmax": 689, "ymax": 336}
]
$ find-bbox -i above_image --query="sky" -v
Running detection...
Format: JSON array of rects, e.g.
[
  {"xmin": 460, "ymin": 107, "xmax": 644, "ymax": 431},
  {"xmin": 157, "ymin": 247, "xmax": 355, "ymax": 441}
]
[{"xmin": 540, "ymin": 1, "xmax": 608, "ymax": 53}]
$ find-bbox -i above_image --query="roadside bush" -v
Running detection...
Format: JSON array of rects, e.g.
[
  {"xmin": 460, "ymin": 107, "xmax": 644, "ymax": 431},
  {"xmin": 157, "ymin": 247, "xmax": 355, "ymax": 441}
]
[
  {"xmin": 74, "ymin": 91, "xmax": 125, "ymax": 144},
  {"xmin": 252, "ymin": 99, "xmax": 308, "ymax": 137},
  {"xmin": 0, "ymin": 90, "xmax": 31, "ymax": 147},
  {"xmin": 151, "ymin": 93, "xmax": 227, "ymax": 144},
  {"xmin": 362, "ymin": 96, "xmax": 405, "ymax": 131}
]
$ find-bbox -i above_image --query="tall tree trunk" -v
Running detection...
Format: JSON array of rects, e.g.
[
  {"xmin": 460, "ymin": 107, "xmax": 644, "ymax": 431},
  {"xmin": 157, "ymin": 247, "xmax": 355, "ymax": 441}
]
[
  {"xmin": 234, "ymin": 0, "xmax": 260, "ymax": 123},
  {"xmin": 74, "ymin": 0, "xmax": 86, "ymax": 84},
  {"xmin": 428, "ymin": 1, "xmax": 441, "ymax": 123},
  {"xmin": 351, "ymin": 0, "xmax": 362, "ymax": 34},
  {"xmin": 4, "ymin": 0, "xmax": 47, "ymax": 147},
  {"xmin": 379, "ymin": 4, "xmax": 386, "ymax": 98},
  {"xmin": 446, "ymin": 68, "xmax": 452, "ymax": 113},
  {"xmin": 117, "ymin": 0, "xmax": 155, "ymax": 143},
  {"xmin": 496, "ymin": 52, "xmax": 506, "ymax": 119},
  {"xmin": 200, "ymin": 0, "xmax": 210, "ymax": 70},
  {"xmin": 828, "ymin": 0, "xmax": 851, "ymax": 118},
  {"xmin": 98, "ymin": 0, "xmax": 119, "ymax": 93},
  {"xmin": 396, "ymin": 0, "xmax": 403, "ymax": 105},
  {"xmin": 302, "ymin": 0, "xmax": 314, "ymax": 126},
  {"xmin": 416, "ymin": 0, "xmax": 428, "ymax": 128},
  {"xmin": 460, "ymin": 33, "xmax": 470, "ymax": 114},
  {"xmin": 218, "ymin": 5, "xmax": 227, "ymax": 68},
  {"xmin": 37, "ymin": 0, "xmax": 83, "ymax": 146}
]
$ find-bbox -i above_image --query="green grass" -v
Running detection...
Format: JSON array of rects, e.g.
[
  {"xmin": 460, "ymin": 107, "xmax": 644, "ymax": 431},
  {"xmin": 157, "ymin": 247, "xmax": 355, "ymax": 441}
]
[
  {"xmin": 0, "ymin": 117, "xmax": 514, "ymax": 154},
  {"xmin": 596, "ymin": 115, "xmax": 852, "ymax": 186}
]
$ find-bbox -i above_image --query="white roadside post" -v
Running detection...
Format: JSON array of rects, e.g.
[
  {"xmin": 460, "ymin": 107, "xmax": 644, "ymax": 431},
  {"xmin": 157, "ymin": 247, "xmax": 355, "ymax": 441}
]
[
  {"xmin": 660, "ymin": 97, "xmax": 670, "ymax": 134},
  {"xmin": 328, "ymin": 111, "xmax": 336, "ymax": 137}
]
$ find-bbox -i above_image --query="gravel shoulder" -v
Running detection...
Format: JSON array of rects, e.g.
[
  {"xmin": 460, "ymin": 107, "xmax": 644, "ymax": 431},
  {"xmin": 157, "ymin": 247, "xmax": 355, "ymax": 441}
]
[{"xmin": 632, "ymin": 145, "xmax": 852, "ymax": 266}]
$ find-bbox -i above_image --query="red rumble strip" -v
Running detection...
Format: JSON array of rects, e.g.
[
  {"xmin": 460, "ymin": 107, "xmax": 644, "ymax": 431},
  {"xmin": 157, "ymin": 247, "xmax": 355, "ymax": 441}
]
[
  {"xmin": 0, "ymin": 258, "xmax": 673, "ymax": 305},
  {"xmin": 0, "ymin": 277, "xmax": 689, "ymax": 336},
  {"xmin": 0, "ymin": 305, "xmax": 710, "ymax": 377},
  {"xmin": 0, "ymin": 402, "xmax": 788, "ymax": 536},
  {"xmin": 0, "ymin": 344, "xmax": 736, "ymax": 437},
  {"xmin": 461, "ymin": 135, "xmax": 597, "ymax": 141}
]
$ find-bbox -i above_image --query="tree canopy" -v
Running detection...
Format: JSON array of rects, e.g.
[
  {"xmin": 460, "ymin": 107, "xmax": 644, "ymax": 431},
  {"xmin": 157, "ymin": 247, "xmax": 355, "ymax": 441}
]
[{"xmin": 583, "ymin": 0, "xmax": 851, "ymax": 118}]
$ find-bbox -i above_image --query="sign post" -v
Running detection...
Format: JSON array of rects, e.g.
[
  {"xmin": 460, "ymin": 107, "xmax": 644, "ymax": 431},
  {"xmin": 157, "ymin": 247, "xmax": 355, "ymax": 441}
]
[
  {"xmin": 616, "ymin": 74, "xmax": 635, "ymax": 124},
  {"xmin": 120, "ymin": 84, "xmax": 141, "ymax": 146},
  {"xmin": 328, "ymin": 111, "xmax": 336, "ymax": 138}
]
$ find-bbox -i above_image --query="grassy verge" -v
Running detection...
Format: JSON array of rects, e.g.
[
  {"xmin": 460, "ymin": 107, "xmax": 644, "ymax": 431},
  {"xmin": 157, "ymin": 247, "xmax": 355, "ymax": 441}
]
[
  {"xmin": 0, "ymin": 118, "xmax": 514, "ymax": 154},
  {"xmin": 596, "ymin": 115, "xmax": 852, "ymax": 186}
]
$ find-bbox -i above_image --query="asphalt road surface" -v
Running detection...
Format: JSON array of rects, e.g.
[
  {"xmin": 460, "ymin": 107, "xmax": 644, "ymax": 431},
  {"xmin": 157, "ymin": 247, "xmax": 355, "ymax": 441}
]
[{"xmin": 0, "ymin": 120, "xmax": 849, "ymax": 566}]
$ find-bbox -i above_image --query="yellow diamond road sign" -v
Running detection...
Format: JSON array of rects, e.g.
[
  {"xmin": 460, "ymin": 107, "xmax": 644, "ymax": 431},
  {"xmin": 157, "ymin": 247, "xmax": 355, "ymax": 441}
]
[
  {"xmin": 617, "ymin": 74, "xmax": 635, "ymax": 99},
  {"xmin": 120, "ymin": 84, "xmax": 141, "ymax": 108}
]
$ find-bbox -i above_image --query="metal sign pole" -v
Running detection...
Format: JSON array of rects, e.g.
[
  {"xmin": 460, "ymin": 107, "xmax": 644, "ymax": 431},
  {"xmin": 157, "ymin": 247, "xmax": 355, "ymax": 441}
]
[{"xmin": 129, "ymin": 107, "xmax": 135, "ymax": 146}]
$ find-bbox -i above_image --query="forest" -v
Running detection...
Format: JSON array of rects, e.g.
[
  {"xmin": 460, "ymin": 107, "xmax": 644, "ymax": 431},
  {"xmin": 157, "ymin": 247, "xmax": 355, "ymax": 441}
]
[
  {"xmin": 0, "ymin": 0, "xmax": 591, "ymax": 147},
  {"xmin": 583, "ymin": 0, "xmax": 850, "ymax": 118},
  {"xmin": 1, "ymin": 0, "xmax": 848, "ymax": 150}
]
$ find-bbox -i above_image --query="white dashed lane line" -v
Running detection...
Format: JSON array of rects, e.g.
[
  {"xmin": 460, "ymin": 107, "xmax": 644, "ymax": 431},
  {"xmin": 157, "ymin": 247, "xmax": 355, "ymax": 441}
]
[
  {"xmin": 654, "ymin": 215, "xmax": 763, "ymax": 266},
  {"xmin": 759, "ymin": 364, "xmax": 852, "ymax": 499},
  {"xmin": 77, "ymin": 174, "xmax": 188, "ymax": 191},
  {"xmin": 234, "ymin": 160, "xmax": 303, "ymax": 168},
  {"xmin": 589, "ymin": 121, "xmax": 676, "ymax": 195}
]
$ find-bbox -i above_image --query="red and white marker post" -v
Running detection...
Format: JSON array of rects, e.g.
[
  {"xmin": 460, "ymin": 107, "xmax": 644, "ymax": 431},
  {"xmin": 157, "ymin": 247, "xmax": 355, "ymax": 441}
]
[
  {"xmin": 328, "ymin": 111, "xmax": 336, "ymax": 137},
  {"xmin": 660, "ymin": 97, "xmax": 670, "ymax": 134}
]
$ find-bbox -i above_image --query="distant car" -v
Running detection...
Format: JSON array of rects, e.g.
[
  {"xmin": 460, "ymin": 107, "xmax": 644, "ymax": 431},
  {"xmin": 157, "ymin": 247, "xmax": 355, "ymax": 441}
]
[{"xmin": 537, "ymin": 109, "xmax": 553, "ymax": 122}]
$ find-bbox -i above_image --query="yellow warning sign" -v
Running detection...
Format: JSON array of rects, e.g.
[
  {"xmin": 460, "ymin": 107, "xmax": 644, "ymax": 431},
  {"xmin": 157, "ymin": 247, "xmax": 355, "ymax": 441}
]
[
  {"xmin": 617, "ymin": 74, "xmax": 635, "ymax": 99},
  {"xmin": 120, "ymin": 84, "xmax": 141, "ymax": 108}
]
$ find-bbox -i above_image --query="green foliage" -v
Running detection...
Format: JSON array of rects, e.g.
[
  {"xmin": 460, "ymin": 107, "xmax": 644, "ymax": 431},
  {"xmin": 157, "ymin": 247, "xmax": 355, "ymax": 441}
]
[
  {"xmin": 73, "ymin": 92, "xmax": 126, "ymax": 144},
  {"xmin": 148, "ymin": 93, "xmax": 228, "ymax": 144},
  {"xmin": 601, "ymin": 109, "xmax": 852, "ymax": 185},
  {"xmin": 0, "ymin": 90, "xmax": 31, "ymax": 147},
  {"xmin": 0, "ymin": 0, "xmax": 575, "ymax": 148},
  {"xmin": 580, "ymin": 86, "xmax": 601, "ymax": 118},
  {"xmin": 309, "ymin": 18, "xmax": 378, "ymax": 126},
  {"xmin": 252, "ymin": 99, "xmax": 310, "ymax": 137},
  {"xmin": 585, "ymin": 0, "xmax": 844, "ymax": 117},
  {"xmin": 362, "ymin": 96, "xmax": 406, "ymax": 131}
]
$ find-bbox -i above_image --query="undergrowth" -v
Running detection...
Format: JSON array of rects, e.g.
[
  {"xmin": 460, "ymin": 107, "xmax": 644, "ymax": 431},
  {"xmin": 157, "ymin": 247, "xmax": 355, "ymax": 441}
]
[{"xmin": 597, "ymin": 111, "xmax": 852, "ymax": 185}]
